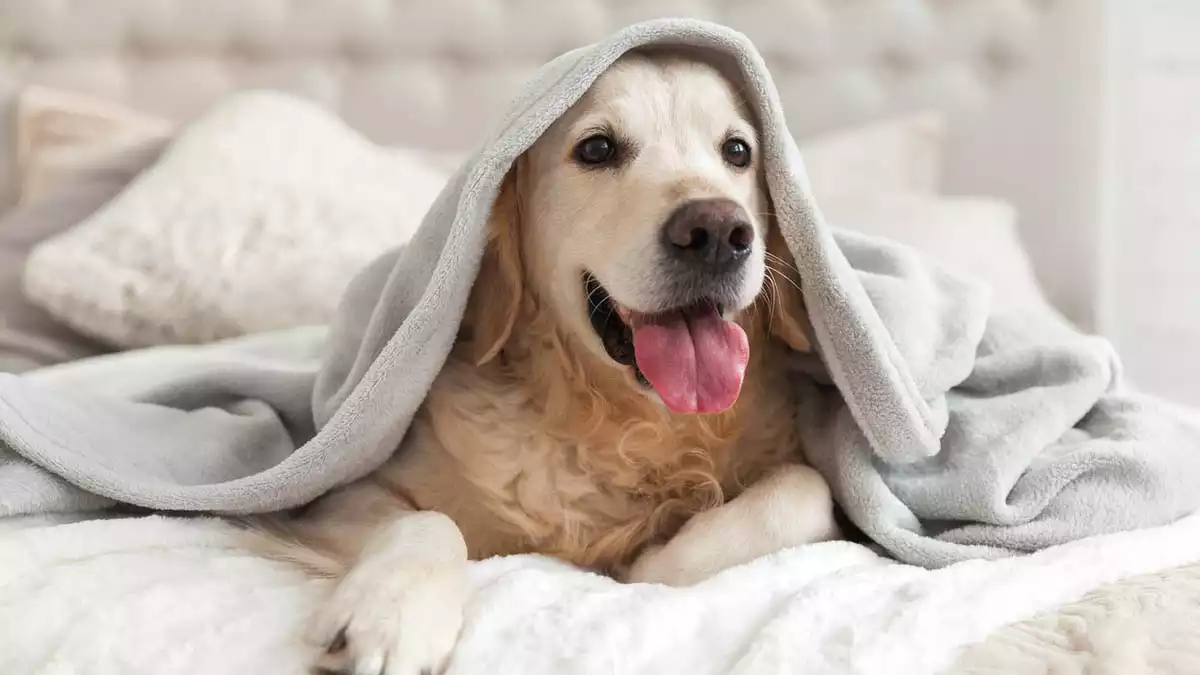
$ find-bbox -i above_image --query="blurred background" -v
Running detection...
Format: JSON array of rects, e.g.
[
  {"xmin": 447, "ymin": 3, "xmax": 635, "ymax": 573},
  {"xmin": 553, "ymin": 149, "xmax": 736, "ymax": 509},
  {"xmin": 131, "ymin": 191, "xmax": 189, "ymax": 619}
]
[{"xmin": 1, "ymin": 0, "xmax": 1198, "ymax": 404}]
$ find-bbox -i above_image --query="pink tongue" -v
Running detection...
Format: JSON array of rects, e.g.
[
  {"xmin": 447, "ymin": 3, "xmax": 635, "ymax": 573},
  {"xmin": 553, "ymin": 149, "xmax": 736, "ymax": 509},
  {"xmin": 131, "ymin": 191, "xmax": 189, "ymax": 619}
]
[{"xmin": 630, "ymin": 305, "xmax": 749, "ymax": 414}]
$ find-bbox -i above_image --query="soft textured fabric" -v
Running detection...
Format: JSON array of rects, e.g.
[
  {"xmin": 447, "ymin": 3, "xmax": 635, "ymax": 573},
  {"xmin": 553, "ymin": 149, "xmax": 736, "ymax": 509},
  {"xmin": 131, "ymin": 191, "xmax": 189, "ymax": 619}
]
[
  {"xmin": 0, "ymin": 85, "xmax": 170, "ymax": 374},
  {"xmin": 800, "ymin": 112, "xmax": 944, "ymax": 199},
  {"xmin": 13, "ymin": 85, "xmax": 173, "ymax": 206},
  {"xmin": 4, "ymin": 509, "xmax": 1200, "ymax": 675},
  {"xmin": 19, "ymin": 90, "xmax": 945, "ymax": 351},
  {"xmin": 0, "ymin": 138, "xmax": 165, "ymax": 374},
  {"xmin": 2, "ymin": 19, "xmax": 1200, "ymax": 568},
  {"xmin": 820, "ymin": 192, "xmax": 1047, "ymax": 311},
  {"xmin": 21, "ymin": 93, "xmax": 453, "ymax": 348},
  {"xmin": 945, "ymin": 558, "xmax": 1200, "ymax": 675}
]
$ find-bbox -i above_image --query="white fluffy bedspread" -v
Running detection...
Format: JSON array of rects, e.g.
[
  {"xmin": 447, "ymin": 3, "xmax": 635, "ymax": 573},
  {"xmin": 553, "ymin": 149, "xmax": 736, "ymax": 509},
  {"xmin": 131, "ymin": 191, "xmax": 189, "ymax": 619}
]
[{"xmin": 4, "ymin": 511, "xmax": 1200, "ymax": 675}]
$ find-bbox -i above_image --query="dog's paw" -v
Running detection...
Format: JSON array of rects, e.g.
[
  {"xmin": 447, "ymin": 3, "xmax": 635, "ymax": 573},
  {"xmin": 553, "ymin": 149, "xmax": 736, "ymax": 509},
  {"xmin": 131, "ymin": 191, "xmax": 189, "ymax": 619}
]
[
  {"xmin": 308, "ymin": 561, "xmax": 467, "ymax": 675},
  {"xmin": 623, "ymin": 465, "xmax": 841, "ymax": 587},
  {"xmin": 622, "ymin": 542, "xmax": 699, "ymax": 587}
]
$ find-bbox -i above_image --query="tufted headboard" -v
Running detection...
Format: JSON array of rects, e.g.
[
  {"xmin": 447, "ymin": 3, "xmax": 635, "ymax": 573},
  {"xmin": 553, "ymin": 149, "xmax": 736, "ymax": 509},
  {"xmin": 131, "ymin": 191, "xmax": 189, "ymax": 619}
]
[{"xmin": 0, "ymin": 0, "xmax": 1107, "ymax": 328}]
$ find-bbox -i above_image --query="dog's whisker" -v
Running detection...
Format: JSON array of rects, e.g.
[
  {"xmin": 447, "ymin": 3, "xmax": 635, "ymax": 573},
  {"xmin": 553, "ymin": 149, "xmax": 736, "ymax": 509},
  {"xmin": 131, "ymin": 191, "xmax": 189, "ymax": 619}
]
[
  {"xmin": 763, "ymin": 250, "xmax": 797, "ymax": 270},
  {"xmin": 584, "ymin": 284, "xmax": 614, "ymax": 323},
  {"xmin": 764, "ymin": 256, "xmax": 803, "ymax": 287},
  {"xmin": 777, "ymin": 274, "xmax": 803, "ymax": 293},
  {"xmin": 585, "ymin": 284, "xmax": 624, "ymax": 326},
  {"xmin": 764, "ymin": 264, "xmax": 800, "ymax": 286},
  {"xmin": 764, "ymin": 259, "xmax": 803, "ymax": 296},
  {"xmin": 763, "ymin": 255, "xmax": 792, "ymax": 274},
  {"xmin": 763, "ymin": 269, "xmax": 783, "ymax": 331},
  {"xmin": 764, "ymin": 253, "xmax": 788, "ymax": 270}
]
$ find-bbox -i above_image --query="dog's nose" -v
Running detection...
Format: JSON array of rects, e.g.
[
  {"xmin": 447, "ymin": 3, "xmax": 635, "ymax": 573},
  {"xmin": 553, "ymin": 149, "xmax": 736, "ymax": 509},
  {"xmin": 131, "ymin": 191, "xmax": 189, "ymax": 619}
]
[{"xmin": 661, "ymin": 199, "xmax": 755, "ymax": 272}]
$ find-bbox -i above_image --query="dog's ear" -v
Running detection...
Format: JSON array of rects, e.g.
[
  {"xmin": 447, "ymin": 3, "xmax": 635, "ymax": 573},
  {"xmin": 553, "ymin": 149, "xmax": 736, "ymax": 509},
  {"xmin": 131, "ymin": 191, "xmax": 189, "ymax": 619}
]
[
  {"xmin": 465, "ymin": 163, "xmax": 526, "ymax": 366},
  {"xmin": 764, "ymin": 220, "xmax": 812, "ymax": 353}
]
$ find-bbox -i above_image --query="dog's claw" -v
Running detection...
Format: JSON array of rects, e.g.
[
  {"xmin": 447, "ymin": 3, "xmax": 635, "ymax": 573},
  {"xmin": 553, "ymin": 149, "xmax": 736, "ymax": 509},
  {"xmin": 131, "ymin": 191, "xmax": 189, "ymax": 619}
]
[
  {"xmin": 327, "ymin": 626, "xmax": 348, "ymax": 654},
  {"xmin": 310, "ymin": 612, "xmax": 448, "ymax": 675},
  {"xmin": 312, "ymin": 649, "xmax": 435, "ymax": 675},
  {"xmin": 306, "ymin": 515, "xmax": 467, "ymax": 675},
  {"xmin": 307, "ymin": 562, "xmax": 464, "ymax": 675},
  {"xmin": 313, "ymin": 649, "xmax": 353, "ymax": 675}
]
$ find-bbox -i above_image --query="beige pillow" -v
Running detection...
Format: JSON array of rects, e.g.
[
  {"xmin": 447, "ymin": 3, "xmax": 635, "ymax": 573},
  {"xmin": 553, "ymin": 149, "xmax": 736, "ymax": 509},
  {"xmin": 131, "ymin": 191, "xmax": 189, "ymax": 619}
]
[
  {"xmin": 17, "ymin": 88, "xmax": 949, "ymax": 348},
  {"xmin": 801, "ymin": 112, "xmax": 944, "ymax": 199},
  {"xmin": 23, "ymin": 91, "xmax": 455, "ymax": 347},
  {"xmin": 0, "ymin": 138, "xmax": 167, "ymax": 372},
  {"xmin": 821, "ymin": 192, "xmax": 1048, "ymax": 311},
  {"xmin": 14, "ymin": 87, "xmax": 174, "ymax": 207}
]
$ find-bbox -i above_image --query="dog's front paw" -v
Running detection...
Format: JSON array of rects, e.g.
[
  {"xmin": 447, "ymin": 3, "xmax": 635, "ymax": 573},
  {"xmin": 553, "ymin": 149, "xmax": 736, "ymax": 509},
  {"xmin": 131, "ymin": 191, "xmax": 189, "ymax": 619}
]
[
  {"xmin": 308, "ymin": 560, "xmax": 467, "ymax": 675},
  {"xmin": 623, "ymin": 465, "xmax": 841, "ymax": 587},
  {"xmin": 623, "ymin": 542, "xmax": 701, "ymax": 587}
]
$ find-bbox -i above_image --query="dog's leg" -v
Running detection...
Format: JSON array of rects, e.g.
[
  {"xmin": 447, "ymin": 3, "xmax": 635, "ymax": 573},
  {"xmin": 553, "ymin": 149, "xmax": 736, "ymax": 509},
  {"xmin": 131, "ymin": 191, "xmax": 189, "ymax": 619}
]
[
  {"xmin": 623, "ymin": 464, "xmax": 839, "ymax": 586},
  {"xmin": 302, "ymin": 499, "xmax": 469, "ymax": 675}
]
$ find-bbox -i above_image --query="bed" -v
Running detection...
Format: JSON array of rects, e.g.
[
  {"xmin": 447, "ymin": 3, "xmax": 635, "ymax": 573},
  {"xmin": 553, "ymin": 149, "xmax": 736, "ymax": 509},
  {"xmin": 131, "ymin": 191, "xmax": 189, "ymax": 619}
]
[
  {"xmin": 0, "ymin": 0, "xmax": 1108, "ymax": 328},
  {"xmin": 4, "ymin": 2, "xmax": 1200, "ymax": 674}
]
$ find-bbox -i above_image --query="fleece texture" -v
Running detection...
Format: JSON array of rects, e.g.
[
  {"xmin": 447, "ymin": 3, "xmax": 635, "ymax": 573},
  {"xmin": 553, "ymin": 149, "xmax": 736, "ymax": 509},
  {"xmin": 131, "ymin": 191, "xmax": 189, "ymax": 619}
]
[{"xmin": 4, "ymin": 511, "xmax": 1200, "ymax": 675}]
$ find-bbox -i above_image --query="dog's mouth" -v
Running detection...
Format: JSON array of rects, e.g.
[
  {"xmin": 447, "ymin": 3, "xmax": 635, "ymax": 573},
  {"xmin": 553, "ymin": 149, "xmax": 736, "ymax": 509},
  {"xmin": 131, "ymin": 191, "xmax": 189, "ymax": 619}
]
[{"xmin": 584, "ymin": 273, "xmax": 749, "ymax": 415}]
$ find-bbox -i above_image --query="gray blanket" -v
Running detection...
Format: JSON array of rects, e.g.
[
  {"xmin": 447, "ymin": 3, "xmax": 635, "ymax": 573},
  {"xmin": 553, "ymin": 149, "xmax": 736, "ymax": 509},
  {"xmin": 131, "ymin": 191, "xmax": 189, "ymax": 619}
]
[{"xmin": 3, "ymin": 19, "xmax": 1200, "ymax": 569}]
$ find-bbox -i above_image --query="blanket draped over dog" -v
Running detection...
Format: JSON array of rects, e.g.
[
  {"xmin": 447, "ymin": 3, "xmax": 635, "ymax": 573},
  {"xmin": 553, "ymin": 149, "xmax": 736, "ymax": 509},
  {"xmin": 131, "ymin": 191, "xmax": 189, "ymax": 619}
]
[{"xmin": 3, "ymin": 19, "xmax": 1200, "ymax": 568}]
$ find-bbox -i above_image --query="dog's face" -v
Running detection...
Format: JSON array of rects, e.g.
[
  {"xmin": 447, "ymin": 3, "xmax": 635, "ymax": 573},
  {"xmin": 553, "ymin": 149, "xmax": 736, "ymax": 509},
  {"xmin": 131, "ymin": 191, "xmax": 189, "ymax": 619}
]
[
  {"xmin": 523, "ymin": 54, "xmax": 768, "ymax": 319},
  {"xmin": 471, "ymin": 53, "xmax": 805, "ymax": 415}
]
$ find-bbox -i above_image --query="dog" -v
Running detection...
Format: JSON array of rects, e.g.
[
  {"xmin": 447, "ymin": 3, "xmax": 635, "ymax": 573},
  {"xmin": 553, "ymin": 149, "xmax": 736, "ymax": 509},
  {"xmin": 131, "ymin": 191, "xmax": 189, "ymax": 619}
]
[{"xmin": 252, "ymin": 50, "xmax": 842, "ymax": 675}]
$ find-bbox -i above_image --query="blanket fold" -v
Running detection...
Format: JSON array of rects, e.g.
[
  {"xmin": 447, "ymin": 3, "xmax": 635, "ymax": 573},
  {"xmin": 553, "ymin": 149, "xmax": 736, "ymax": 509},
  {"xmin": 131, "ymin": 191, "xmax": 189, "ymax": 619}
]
[{"xmin": 3, "ymin": 18, "xmax": 1200, "ymax": 568}]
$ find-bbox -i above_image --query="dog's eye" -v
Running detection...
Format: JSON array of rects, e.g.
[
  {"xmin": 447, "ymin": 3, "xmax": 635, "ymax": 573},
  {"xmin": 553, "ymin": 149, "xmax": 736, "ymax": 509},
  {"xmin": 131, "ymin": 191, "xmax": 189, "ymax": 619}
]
[
  {"xmin": 722, "ymin": 138, "xmax": 751, "ymax": 168},
  {"xmin": 575, "ymin": 135, "xmax": 617, "ymax": 166}
]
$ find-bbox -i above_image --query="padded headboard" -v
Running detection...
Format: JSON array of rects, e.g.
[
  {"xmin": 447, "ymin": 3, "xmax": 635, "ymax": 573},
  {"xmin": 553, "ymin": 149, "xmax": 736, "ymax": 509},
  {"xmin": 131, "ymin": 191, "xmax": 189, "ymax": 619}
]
[{"xmin": 0, "ymin": 0, "xmax": 1107, "ymax": 328}]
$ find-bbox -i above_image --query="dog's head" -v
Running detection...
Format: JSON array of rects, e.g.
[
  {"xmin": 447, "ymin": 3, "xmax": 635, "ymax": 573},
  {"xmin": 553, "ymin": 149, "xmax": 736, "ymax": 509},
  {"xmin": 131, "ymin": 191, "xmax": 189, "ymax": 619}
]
[{"xmin": 467, "ymin": 52, "xmax": 807, "ymax": 414}]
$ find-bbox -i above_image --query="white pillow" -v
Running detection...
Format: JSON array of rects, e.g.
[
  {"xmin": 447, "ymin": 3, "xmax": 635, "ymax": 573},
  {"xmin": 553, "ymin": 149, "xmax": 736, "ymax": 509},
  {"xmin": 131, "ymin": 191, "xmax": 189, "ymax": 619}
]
[
  {"xmin": 821, "ymin": 192, "xmax": 1048, "ymax": 311},
  {"xmin": 801, "ymin": 112, "xmax": 944, "ymax": 199},
  {"xmin": 23, "ymin": 91, "xmax": 453, "ymax": 347},
  {"xmin": 18, "ymin": 90, "xmax": 948, "ymax": 348}
]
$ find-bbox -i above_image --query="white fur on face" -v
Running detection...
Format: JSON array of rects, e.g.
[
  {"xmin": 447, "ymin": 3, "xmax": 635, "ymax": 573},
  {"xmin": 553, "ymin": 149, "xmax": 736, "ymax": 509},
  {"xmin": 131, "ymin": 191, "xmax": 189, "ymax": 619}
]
[{"xmin": 520, "ymin": 53, "xmax": 769, "ymax": 355}]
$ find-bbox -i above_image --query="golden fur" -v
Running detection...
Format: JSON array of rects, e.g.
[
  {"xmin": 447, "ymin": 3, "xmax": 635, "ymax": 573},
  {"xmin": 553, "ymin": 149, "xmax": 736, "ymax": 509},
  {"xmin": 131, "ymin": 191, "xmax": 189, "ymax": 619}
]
[
  {"xmin": 368, "ymin": 174, "xmax": 809, "ymax": 574},
  {"xmin": 281, "ymin": 53, "xmax": 813, "ymax": 575},
  {"xmin": 252, "ymin": 52, "xmax": 837, "ymax": 675}
]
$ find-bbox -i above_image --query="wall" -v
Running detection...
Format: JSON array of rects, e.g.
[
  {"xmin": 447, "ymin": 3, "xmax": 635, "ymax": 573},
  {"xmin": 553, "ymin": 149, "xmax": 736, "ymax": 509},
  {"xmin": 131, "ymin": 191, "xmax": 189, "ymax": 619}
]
[{"xmin": 1102, "ymin": 0, "xmax": 1200, "ymax": 404}]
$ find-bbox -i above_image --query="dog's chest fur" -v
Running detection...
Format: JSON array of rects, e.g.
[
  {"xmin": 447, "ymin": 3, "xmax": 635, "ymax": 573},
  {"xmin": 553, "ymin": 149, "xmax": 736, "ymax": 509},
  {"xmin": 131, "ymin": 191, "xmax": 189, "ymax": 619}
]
[{"xmin": 374, "ymin": 342, "xmax": 803, "ymax": 573}]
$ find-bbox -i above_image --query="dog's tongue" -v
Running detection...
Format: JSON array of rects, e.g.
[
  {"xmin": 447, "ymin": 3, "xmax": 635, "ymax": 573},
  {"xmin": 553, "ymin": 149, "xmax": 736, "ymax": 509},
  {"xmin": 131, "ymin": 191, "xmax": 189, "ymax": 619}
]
[{"xmin": 629, "ymin": 304, "xmax": 749, "ymax": 414}]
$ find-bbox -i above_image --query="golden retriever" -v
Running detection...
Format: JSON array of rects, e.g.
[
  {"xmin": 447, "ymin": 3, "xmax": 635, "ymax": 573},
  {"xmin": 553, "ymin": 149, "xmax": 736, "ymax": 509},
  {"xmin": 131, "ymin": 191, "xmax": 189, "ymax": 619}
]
[{"xmin": 257, "ymin": 50, "xmax": 841, "ymax": 675}]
